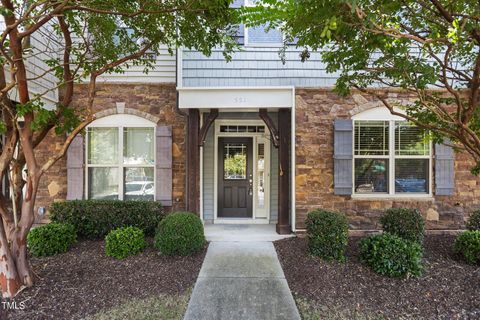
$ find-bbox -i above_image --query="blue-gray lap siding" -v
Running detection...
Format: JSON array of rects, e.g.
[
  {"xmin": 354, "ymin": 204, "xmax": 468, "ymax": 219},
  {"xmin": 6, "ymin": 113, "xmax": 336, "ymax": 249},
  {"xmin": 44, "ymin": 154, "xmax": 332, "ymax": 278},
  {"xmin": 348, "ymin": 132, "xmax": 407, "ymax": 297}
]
[{"xmin": 202, "ymin": 112, "xmax": 279, "ymax": 223}]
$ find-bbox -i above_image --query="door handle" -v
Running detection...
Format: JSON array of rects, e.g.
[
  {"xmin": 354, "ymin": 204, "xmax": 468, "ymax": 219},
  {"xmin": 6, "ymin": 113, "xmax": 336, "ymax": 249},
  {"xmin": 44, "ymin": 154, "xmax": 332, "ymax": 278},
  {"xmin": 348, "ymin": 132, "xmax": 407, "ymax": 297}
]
[{"xmin": 248, "ymin": 174, "xmax": 253, "ymax": 196}]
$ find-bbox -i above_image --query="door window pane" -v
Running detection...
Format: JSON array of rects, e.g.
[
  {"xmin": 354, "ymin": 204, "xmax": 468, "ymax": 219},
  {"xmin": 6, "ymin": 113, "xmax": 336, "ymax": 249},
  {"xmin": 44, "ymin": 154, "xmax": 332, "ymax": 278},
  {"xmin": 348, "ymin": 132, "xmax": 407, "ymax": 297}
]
[
  {"xmin": 355, "ymin": 159, "xmax": 389, "ymax": 193},
  {"xmin": 355, "ymin": 121, "xmax": 389, "ymax": 155},
  {"xmin": 88, "ymin": 128, "xmax": 118, "ymax": 164},
  {"xmin": 257, "ymin": 144, "xmax": 265, "ymax": 208},
  {"xmin": 224, "ymin": 144, "xmax": 247, "ymax": 180},
  {"xmin": 395, "ymin": 159, "xmax": 429, "ymax": 193},
  {"xmin": 124, "ymin": 167, "xmax": 154, "ymax": 201},
  {"xmin": 124, "ymin": 128, "xmax": 154, "ymax": 165},
  {"xmin": 395, "ymin": 122, "xmax": 430, "ymax": 156},
  {"xmin": 88, "ymin": 167, "xmax": 119, "ymax": 199}
]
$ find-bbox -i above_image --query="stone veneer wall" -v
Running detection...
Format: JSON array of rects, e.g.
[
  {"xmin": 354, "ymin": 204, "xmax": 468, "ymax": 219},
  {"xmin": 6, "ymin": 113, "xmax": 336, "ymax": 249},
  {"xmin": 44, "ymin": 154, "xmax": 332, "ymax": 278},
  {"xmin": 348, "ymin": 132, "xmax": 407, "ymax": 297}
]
[
  {"xmin": 295, "ymin": 88, "xmax": 480, "ymax": 230},
  {"xmin": 35, "ymin": 132, "xmax": 68, "ymax": 223},
  {"xmin": 34, "ymin": 83, "xmax": 185, "ymax": 223}
]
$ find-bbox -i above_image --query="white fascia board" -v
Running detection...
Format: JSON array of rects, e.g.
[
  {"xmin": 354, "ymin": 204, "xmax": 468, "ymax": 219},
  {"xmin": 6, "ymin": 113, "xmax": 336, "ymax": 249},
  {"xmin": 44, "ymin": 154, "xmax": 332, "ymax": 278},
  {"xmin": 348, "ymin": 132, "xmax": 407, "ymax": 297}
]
[{"xmin": 177, "ymin": 86, "xmax": 295, "ymax": 109}]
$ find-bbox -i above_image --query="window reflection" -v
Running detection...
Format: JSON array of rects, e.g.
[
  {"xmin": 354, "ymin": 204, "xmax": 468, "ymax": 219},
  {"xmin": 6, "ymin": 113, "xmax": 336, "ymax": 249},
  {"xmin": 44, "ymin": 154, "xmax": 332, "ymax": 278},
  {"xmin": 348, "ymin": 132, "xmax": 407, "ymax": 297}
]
[
  {"xmin": 88, "ymin": 167, "xmax": 119, "ymax": 200},
  {"xmin": 123, "ymin": 128, "xmax": 154, "ymax": 165},
  {"xmin": 395, "ymin": 159, "xmax": 428, "ymax": 193},
  {"xmin": 257, "ymin": 144, "xmax": 265, "ymax": 208},
  {"xmin": 355, "ymin": 159, "xmax": 389, "ymax": 193},
  {"xmin": 124, "ymin": 167, "xmax": 154, "ymax": 201},
  {"xmin": 224, "ymin": 144, "xmax": 247, "ymax": 180}
]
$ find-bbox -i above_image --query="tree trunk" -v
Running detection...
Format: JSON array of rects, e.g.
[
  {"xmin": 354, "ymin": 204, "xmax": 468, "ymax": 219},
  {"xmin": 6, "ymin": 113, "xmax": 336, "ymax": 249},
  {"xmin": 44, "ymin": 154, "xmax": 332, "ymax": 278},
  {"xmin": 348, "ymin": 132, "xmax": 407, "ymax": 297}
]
[
  {"xmin": 0, "ymin": 178, "xmax": 38, "ymax": 297},
  {"xmin": 0, "ymin": 220, "xmax": 22, "ymax": 298}
]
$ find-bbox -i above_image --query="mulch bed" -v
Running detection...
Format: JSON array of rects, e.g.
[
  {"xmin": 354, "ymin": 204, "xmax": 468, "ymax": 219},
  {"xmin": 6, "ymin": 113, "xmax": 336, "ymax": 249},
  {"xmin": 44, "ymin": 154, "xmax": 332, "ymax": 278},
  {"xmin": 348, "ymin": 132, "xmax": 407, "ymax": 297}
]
[
  {"xmin": 275, "ymin": 235, "xmax": 480, "ymax": 319},
  {"xmin": 5, "ymin": 239, "xmax": 207, "ymax": 320}
]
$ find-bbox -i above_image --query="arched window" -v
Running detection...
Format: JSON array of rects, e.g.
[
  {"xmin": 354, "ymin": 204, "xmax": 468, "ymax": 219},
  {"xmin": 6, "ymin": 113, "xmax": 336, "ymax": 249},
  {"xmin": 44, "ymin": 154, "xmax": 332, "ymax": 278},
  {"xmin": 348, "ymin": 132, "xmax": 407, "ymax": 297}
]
[
  {"xmin": 351, "ymin": 107, "xmax": 432, "ymax": 196},
  {"xmin": 86, "ymin": 114, "xmax": 156, "ymax": 201}
]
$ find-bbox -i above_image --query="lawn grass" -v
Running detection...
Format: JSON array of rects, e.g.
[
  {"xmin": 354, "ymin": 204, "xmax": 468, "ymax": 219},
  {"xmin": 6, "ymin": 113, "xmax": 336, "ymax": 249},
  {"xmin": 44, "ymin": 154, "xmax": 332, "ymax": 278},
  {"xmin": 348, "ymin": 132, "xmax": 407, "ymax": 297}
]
[{"xmin": 87, "ymin": 291, "xmax": 190, "ymax": 320}]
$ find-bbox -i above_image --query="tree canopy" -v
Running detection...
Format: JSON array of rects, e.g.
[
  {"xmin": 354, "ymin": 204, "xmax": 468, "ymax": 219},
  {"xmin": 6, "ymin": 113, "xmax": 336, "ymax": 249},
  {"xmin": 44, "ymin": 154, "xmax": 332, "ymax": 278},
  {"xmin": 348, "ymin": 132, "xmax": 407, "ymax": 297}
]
[
  {"xmin": 242, "ymin": 0, "xmax": 480, "ymax": 173},
  {"xmin": 0, "ymin": 0, "xmax": 237, "ymax": 297}
]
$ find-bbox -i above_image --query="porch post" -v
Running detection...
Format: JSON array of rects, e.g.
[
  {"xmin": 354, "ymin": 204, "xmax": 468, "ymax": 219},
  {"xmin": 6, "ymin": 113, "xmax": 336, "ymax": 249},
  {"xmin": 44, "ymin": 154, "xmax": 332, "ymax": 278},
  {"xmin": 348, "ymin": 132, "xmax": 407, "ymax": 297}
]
[
  {"xmin": 186, "ymin": 109, "xmax": 200, "ymax": 214},
  {"xmin": 277, "ymin": 109, "xmax": 291, "ymax": 234}
]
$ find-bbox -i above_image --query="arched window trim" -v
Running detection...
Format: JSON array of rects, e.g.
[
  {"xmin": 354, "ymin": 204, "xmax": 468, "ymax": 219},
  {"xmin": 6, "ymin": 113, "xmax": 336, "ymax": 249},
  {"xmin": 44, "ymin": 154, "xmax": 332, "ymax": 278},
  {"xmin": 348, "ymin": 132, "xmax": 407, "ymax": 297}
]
[{"xmin": 86, "ymin": 114, "xmax": 157, "ymax": 201}]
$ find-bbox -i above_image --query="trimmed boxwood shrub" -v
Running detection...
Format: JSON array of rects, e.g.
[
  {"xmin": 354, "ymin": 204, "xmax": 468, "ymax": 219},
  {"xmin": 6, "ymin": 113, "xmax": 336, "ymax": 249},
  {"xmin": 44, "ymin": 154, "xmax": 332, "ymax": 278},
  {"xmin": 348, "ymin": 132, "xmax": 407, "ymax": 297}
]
[
  {"xmin": 27, "ymin": 223, "xmax": 77, "ymax": 257},
  {"xmin": 154, "ymin": 212, "xmax": 205, "ymax": 256},
  {"xmin": 380, "ymin": 208, "xmax": 425, "ymax": 244},
  {"xmin": 454, "ymin": 231, "xmax": 480, "ymax": 265},
  {"xmin": 105, "ymin": 226, "xmax": 146, "ymax": 259},
  {"xmin": 50, "ymin": 200, "xmax": 164, "ymax": 239},
  {"xmin": 360, "ymin": 233, "xmax": 423, "ymax": 278},
  {"xmin": 466, "ymin": 210, "xmax": 480, "ymax": 231},
  {"xmin": 306, "ymin": 210, "xmax": 349, "ymax": 262}
]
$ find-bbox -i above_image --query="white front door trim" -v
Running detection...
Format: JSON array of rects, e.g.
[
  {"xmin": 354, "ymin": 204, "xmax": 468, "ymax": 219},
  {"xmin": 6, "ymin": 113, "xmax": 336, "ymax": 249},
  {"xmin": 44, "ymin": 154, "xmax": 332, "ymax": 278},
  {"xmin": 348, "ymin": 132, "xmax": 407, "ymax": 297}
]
[{"xmin": 213, "ymin": 119, "xmax": 271, "ymax": 224}]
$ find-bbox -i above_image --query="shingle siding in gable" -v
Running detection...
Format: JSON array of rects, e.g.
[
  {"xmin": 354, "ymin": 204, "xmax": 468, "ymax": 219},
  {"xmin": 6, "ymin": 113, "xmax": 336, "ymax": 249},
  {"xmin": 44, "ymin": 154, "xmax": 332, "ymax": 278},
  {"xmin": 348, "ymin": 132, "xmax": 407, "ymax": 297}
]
[{"xmin": 182, "ymin": 48, "xmax": 337, "ymax": 87}]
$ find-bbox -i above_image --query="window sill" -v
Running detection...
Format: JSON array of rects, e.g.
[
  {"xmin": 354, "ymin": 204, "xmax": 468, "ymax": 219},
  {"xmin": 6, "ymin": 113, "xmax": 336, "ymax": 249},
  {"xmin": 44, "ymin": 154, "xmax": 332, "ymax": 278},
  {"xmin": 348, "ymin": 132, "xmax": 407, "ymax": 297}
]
[{"xmin": 351, "ymin": 194, "xmax": 434, "ymax": 201}]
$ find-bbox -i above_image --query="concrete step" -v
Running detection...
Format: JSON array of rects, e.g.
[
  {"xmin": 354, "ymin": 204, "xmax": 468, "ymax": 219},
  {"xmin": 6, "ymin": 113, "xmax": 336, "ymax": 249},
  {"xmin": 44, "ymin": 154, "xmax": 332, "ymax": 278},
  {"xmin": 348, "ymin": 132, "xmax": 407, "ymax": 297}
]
[{"xmin": 204, "ymin": 224, "xmax": 295, "ymax": 242}]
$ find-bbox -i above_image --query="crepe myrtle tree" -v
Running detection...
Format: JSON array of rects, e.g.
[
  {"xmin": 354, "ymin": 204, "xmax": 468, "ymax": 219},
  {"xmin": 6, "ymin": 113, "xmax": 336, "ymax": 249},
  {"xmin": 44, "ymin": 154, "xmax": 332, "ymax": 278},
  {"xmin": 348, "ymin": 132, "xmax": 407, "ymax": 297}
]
[
  {"xmin": 242, "ymin": 0, "xmax": 480, "ymax": 173},
  {"xmin": 0, "ymin": 0, "xmax": 238, "ymax": 297}
]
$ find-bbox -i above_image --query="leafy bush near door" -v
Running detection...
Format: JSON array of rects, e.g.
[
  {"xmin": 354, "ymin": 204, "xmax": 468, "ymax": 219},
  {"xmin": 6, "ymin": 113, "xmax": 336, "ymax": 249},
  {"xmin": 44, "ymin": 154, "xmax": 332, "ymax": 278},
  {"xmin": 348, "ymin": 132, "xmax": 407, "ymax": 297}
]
[
  {"xmin": 454, "ymin": 231, "xmax": 480, "ymax": 265},
  {"xmin": 466, "ymin": 210, "xmax": 480, "ymax": 231},
  {"xmin": 154, "ymin": 212, "xmax": 205, "ymax": 256},
  {"xmin": 105, "ymin": 226, "xmax": 146, "ymax": 259},
  {"xmin": 380, "ymin": 208, "xmax": 425, "ymax": 244},
  {"xmin": 359, "ymin": 233, "xmax": 423, "ymax": 278},
  {"xmin": 306, "ymin": 210, "xmax": 349, "ymax": 262},
  {"xmin": 50, "ymin": 200, "xmax": 164, "ymax": 239},
  {"xmin": 27, "ymin": 223, "xmax": 77, "ymax": 257}
]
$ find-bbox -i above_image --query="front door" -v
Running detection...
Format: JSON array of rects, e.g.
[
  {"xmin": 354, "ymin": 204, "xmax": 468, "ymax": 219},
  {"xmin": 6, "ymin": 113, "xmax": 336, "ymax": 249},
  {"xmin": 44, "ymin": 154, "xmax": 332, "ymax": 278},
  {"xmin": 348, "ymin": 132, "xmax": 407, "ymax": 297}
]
[{"xmin": 218, "ymin": 137, "xmax": 253, "ymax": 218}]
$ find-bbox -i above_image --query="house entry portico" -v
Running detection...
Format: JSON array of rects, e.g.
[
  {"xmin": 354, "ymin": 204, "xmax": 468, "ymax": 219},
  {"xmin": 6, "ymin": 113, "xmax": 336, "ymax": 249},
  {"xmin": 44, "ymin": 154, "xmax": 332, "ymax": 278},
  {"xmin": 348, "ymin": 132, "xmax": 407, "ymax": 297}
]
[
  {"xmin": 215, "ymin": 120, "xmax": 270, "ymax": 222},
  {"xmin": 178, "ymin": 87, "xmax": 295, "ymax": 234}
]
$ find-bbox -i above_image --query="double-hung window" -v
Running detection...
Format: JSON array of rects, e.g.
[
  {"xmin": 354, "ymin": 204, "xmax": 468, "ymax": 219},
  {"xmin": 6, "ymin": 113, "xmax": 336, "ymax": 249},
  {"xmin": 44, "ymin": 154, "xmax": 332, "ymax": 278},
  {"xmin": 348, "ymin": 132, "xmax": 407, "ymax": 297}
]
[
  {"xmin": 353, "ymin": 120, "xmax": 431, "ymax": 195},
  {"xmin": 87, "ymin": 120, "xmax": 155, "ymax": 201}
]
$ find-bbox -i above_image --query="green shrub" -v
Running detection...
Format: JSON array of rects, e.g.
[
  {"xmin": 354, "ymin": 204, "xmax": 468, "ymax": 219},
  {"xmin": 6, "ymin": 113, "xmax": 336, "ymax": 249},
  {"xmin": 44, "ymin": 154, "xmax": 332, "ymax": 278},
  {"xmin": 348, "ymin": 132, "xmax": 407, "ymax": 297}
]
[
  {"xmin": 380, "ymin": 208, "xmax": 425, "ymax": 244},
  {"xmin": 154, "ymin": 212, "xmax": 205, "ymax": 256},
  {"xmin": 105, "ymin": 226, "xmax": 146, "ymax": 259},
  {"xmin": 359, "ymin": 233, "xmax": 423, "ymax": 278},
  {"xmin": 50, "ymin": 200, "xmax": 164, "ymax": 239},
  {"xmin": 27, "ymin": 223, "xmax": 77, "ymax": 257},
  {"xmin": 466, "ymin": 210, "xmax": 480, "ymax": 231},
  {"xmin": 306, "ymin": 210, "xmax": 349, "ymax": 262},
  {"xmin": 454, "ymin": 231, "xmax": 480, "ymax": 265}
]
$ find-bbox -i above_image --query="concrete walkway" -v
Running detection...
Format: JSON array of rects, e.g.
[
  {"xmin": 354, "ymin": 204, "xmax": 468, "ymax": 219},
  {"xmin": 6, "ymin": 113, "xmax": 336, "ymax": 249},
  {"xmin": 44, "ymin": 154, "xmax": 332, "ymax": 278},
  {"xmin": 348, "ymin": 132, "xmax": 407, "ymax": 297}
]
[{"xmin": 184, "ymin": 241, "xmax": 301, "ymax": 320}]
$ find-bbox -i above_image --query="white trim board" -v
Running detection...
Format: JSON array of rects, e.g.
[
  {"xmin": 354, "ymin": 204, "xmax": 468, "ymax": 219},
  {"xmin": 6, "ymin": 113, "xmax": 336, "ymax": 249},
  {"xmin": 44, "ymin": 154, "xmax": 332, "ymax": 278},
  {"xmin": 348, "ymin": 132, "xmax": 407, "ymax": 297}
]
[
  {"xmin": 177, "ymin": 87, "xmax": 295, "ymax": 110},
  {"xmin": 212, "ymin": 119, "xmax": 271, "ymax": 224}
]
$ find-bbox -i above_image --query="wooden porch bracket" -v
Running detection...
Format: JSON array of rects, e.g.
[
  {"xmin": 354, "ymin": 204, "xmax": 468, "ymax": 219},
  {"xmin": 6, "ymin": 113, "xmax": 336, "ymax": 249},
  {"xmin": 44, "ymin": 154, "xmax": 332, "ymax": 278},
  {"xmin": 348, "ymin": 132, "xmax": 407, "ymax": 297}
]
[
  {"xmin": 259, "ymin": 109, "xmax": 279, "ymax": 148},
  {"xmin": 198, "ymin": 108, "xmax": 218, "ymax": 146}
]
